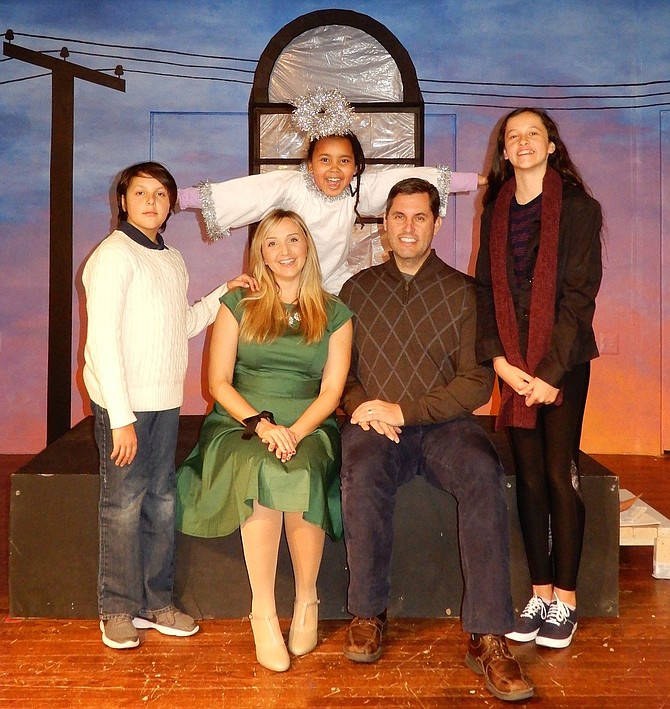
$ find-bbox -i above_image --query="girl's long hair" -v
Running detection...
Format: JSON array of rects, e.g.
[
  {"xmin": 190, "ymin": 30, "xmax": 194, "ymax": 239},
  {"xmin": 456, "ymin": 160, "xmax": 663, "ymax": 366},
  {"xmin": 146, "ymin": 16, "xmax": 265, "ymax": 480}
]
[
  {"xmin": 483, "ymin": 107, "xmax": 589, "ymax": 206},
  {"xmin": 239, "ymin": 209, "xmax": 329, "ymax": 344}
]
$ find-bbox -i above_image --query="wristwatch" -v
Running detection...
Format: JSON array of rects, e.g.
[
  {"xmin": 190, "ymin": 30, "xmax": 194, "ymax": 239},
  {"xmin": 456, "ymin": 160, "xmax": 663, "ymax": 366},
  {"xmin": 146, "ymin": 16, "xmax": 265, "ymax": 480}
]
[{"xmin": 241, "ymin": 410, "xmax": 276, "ymax": 440}]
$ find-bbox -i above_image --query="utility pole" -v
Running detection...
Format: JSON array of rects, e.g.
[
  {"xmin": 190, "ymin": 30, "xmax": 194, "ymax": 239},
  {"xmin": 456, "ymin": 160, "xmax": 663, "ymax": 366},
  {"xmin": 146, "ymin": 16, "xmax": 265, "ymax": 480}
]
[{"xmin": 3, "ymin": 31, "xmax": 125, "ymax": 444}]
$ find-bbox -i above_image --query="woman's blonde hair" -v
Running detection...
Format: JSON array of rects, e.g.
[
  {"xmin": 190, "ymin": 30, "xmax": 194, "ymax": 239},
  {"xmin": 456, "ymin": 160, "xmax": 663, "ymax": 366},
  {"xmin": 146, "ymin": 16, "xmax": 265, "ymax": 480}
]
[{"xmin": 238, "ymin": 209, "xmax": 329, "ymax": 344}]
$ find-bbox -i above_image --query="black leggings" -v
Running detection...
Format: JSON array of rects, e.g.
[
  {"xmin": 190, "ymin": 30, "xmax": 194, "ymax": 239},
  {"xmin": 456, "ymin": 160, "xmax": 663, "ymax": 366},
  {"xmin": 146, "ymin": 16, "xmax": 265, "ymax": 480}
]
[{"xmin": 508, "ymin": 362, "xmax": 590, "ymax": 592}]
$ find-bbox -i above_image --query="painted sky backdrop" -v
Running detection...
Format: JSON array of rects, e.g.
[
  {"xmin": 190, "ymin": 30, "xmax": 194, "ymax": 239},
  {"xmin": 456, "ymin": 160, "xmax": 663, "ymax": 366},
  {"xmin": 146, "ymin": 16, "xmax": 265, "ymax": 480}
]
[{"xmin": 1, "ymin": 0, "xmax": 669, "ymax": 454}]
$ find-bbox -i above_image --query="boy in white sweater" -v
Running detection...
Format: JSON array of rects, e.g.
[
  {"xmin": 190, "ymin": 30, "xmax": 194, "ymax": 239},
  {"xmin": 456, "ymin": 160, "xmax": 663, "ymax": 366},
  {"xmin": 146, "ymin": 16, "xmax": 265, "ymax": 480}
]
[{"xmin": 83, "ymin": 162, "xmax": 256, "ymax": 649}]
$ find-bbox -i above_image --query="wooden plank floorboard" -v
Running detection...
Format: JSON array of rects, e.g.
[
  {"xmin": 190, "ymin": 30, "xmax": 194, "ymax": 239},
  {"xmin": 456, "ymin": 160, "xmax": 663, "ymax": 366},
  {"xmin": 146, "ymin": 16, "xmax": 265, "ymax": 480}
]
[
  {"xmin": 2, "ymin": 611, "xmax": 670, "ymax": 707},
  {"xmin": 2, "ymin": 453, "xmax": 670, "ymax": 707}
]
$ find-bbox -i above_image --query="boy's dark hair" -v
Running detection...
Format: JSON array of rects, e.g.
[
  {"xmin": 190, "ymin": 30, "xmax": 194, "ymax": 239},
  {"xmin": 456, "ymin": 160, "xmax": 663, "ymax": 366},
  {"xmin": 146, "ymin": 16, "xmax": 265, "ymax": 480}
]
[
  {"xmin": 116, "ymin": 162, "xmax": 178, "ymax": 232},
  {"xmin": 385, "ymin": 177, "xmax": 441, "ymax": 219}
]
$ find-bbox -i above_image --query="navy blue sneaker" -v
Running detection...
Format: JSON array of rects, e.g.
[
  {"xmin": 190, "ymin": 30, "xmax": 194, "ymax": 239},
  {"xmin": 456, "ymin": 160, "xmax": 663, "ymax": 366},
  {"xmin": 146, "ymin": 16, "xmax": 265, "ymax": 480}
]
[
  {"xmin": 535, "ymin": 597, "xmax": 578, "ymax": 649},
  {"xmin": 506, "ymin": 595, "xmax": 550, "ymax": 642}
]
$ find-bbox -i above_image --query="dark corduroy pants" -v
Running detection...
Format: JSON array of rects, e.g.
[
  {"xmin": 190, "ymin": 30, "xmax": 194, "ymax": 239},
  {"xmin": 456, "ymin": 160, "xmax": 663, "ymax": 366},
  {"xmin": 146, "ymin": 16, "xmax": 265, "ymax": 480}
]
[{"xmin": 340, "ymin": 415, "xmax": 514, "ymax": 635}]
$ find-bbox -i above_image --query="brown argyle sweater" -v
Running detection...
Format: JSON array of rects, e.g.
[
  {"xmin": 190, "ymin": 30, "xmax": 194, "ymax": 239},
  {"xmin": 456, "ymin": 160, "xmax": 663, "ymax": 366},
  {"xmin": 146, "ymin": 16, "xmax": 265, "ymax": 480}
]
[{"xmin": 339, "ymin": 250, "xmax": 494, "ymax": 426}]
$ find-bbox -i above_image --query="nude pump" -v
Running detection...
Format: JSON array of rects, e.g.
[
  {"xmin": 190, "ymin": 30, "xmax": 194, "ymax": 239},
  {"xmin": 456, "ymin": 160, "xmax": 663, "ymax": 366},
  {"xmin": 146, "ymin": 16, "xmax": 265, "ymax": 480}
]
[
  {"xmin": 288, "ymin": 599, "xmax": 320, "ymax": 656},
  {"xmin": 249, "ymin": 613, "xmax": 290, "ymax": 672}
]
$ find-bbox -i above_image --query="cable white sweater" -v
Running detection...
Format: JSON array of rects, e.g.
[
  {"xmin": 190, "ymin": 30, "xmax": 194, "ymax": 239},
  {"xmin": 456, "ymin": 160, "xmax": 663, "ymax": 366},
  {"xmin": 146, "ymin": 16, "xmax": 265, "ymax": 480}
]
[{"xmin": 82, "ymin": 230, "xmax": 226, "ymax": 429}]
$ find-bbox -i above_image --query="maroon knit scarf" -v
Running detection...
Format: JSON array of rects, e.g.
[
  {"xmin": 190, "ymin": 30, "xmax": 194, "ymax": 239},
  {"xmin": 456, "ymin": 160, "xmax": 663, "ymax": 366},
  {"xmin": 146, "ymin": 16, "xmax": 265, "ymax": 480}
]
[{"xmin": 490, "ymin": 167, "xmax": 563, "ymax": 430}]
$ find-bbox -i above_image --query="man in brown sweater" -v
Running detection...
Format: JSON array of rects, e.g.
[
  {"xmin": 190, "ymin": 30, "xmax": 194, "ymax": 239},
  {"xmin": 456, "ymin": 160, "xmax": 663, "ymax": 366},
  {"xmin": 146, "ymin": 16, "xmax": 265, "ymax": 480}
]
[{"xmin": 338, "ymin": 178, "xmax": 534, "ymax": 703}]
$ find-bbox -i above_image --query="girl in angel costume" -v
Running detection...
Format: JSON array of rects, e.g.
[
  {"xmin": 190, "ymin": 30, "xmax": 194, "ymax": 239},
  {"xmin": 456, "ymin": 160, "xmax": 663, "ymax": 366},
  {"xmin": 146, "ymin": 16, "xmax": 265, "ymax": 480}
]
[{"xmin": 178, "ymin": 87, "xmax": 485, "ymax": 294}]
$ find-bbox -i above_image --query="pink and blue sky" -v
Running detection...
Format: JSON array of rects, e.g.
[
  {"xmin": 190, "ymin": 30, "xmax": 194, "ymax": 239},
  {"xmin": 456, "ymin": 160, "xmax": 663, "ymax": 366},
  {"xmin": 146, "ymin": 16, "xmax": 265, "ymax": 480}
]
[{"xmin": 1, "ymin": 0, "xmax": 669, "ymax": 454}]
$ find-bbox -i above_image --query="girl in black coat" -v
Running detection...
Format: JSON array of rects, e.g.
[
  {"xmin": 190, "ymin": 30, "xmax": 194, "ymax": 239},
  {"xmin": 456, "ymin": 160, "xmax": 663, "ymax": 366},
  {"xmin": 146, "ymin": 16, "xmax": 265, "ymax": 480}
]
[{"xmin": 476, "ymin": 108, "xmax": 602, "ymax": 649}]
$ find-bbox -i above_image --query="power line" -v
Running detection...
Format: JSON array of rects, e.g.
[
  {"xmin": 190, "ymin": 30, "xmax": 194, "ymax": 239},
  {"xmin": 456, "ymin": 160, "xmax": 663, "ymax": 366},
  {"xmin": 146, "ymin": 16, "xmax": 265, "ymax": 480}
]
[
  {"xmin": 426, "ymin": 100, "xmax": 670, "ymax": 110},
  {"xmin": 423, "ymin": 88, "xmax": 670, "ymax": 100},
  {"xmin": 420, "ymin": 78, "xmax": 670, "ymax": 88},
  {"xmin": 122, "ymin": 68, "xmax": 252, "ymax": 84},
  {"xmin": 12, "ymin": 31, "xmax": 257, "ymax": 64},
  {"xmin": 0, "ymin": 71, "xmax": 50, "ymax": 85},
  {"xmin": 66, "ymin": 49, "xmax": 255, "ymax": 75},
  {"xmin": 4, "ymin": 30, "xmax": 670, "ymax": 109},
  {"xmin": 10, "ymin": 31, "xmax": 668, "ymax": 90},
  {"xmin": 3, "ymin": 70, "xmax": 663, "ymax": 108}
]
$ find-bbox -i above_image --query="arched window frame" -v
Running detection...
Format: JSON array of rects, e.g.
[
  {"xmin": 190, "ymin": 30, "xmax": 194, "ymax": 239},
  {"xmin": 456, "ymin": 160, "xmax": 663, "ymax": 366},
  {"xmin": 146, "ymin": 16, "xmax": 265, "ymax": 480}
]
[{"xmin": 248, "ymin": 9, "xmax": 425, "ymax": 229}]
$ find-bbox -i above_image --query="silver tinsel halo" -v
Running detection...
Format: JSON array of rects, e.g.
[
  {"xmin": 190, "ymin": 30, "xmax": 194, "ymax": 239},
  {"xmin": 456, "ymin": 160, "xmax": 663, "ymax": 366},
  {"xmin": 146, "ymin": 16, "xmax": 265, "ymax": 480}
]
[{"xmin": 290, "ymin": 87, "xmax": 355, "ymax": 141}]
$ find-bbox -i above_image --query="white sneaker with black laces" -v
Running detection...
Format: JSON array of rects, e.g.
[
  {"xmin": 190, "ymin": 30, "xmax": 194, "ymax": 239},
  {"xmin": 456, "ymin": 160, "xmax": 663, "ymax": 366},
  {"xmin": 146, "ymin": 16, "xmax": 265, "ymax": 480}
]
[
  {"xmin": 535, "ymin": 596, "xmax": 578, "ymax": 648},
  {"xmin": 506, "ymin": 595, "xmax": 550, "ymax": 642}
]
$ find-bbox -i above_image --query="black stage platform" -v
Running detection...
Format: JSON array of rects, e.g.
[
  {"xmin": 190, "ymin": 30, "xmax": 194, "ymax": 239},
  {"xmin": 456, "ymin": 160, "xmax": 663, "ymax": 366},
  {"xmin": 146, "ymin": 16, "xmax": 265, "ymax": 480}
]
[{"xmin": 9, "ymin": 415, "xmax": 619, "ymax": 619}]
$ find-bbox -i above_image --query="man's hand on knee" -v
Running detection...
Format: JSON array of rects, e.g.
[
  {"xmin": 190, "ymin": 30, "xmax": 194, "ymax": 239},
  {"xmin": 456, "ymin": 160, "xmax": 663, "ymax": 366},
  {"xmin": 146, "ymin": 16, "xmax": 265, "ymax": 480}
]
[{"xmin": 351, "ymin": 400, "xmax": 404, "ymax": 427}]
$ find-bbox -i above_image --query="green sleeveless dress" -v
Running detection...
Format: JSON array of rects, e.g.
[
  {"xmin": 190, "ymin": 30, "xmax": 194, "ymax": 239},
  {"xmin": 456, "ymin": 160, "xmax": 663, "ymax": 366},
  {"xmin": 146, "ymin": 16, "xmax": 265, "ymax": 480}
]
[{"xmin": 175, "ymin": 288, "xmax": 352, "ymax": 540}]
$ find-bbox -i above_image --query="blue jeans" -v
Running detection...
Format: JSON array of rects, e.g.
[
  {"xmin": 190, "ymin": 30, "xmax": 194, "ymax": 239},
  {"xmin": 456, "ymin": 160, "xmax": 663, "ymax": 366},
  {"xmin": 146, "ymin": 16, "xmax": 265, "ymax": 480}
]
[
  {"xmin": 341, "ymin": 416, "xmax": 514, "ymax": 635},
  {"xmin": 92, "ymin": 402, "xmax": 180, "ymax": 619}
]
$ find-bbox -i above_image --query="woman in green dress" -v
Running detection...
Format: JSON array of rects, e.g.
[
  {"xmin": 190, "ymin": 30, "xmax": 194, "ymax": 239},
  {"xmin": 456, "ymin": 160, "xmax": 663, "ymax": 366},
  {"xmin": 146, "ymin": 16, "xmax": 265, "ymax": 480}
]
[{"xmin": 176, "ymin": 209, "xmax": 353, "ymax": 672}]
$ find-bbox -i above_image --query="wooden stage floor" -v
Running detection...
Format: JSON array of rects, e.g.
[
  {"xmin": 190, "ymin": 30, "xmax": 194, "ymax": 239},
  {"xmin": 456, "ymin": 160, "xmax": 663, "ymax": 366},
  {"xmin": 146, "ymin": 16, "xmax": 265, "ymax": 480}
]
[{"xmin": 1, "ymin": 452, "xmax": 670, "ymax": 707}]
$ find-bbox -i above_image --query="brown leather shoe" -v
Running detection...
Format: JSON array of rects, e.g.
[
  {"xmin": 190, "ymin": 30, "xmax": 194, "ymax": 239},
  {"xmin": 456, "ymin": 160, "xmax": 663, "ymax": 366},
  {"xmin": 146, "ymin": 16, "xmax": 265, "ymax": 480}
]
[
  {"xmin": 465, "ymin": 633, "xmax": 534, "ymax": 702},
  {"xmin": 342, "ymin": 612, "xmax": 387, "ymax": 663}
]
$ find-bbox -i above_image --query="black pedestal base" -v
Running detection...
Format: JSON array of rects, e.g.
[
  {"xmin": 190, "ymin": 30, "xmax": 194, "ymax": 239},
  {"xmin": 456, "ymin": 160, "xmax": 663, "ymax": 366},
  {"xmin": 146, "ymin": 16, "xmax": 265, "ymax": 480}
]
[{"xmin": 9, "ymin": 416, "xmax": 619, "ymax": 619}]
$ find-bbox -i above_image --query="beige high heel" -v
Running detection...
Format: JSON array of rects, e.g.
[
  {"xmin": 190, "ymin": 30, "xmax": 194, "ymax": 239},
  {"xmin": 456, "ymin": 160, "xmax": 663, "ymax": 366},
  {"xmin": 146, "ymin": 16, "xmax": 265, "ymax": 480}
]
[
  {"xmin": 288, "ymin": 599, "xmax": 320, "ymax": 656},
  {"xmin": 249, "ymin": 614, "xmax": 290, "ymax": 672}
]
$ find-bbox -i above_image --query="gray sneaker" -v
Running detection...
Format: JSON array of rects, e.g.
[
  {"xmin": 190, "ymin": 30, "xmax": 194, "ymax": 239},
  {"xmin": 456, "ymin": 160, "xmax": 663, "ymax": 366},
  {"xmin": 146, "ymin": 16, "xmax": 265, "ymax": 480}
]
[
  {"xmin": 100, "ymin": 616, "xmax": 140, "ymax": 649},
  {"xmin": 133, "ymin": 606, "xmax": 199, "ymax": 637}
]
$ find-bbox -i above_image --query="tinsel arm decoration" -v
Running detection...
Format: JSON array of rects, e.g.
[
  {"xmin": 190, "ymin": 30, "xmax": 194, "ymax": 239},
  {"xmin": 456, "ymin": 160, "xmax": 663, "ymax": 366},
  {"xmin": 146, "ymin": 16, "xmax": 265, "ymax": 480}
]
[
  {"xmin": 198, "ymin": 180, "xmax": 230, "ymax": 242},
  {"xmin": 436, "ymin": 165, "xmax": 452, "ymax": 217}
]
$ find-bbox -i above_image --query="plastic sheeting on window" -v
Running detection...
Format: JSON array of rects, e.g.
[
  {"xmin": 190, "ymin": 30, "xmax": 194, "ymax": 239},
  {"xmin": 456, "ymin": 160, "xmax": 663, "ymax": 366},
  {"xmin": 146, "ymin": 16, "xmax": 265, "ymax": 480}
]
[
  {"xmin": 268, "ymin": 25, "xmax": 403, "ymax": 104},
  {"xmin": 263, "ymin": 23, "xmax": 412, "ymax": 165},
  {"xmin": 259, "ymin": 113, "xmax": 416, "ymax": 161},
  {"xmin": 261, "ymin": 23, "xmax": 415, "ymax": 271}
]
